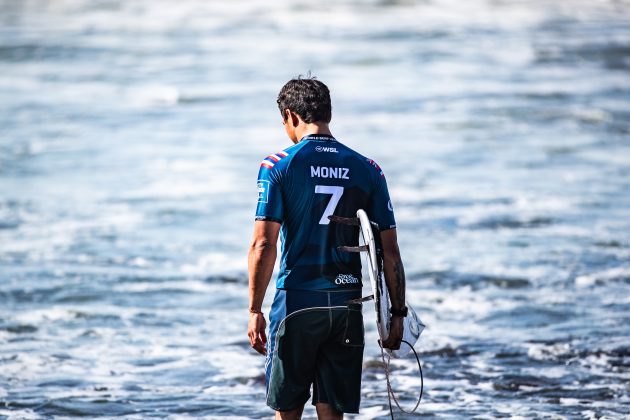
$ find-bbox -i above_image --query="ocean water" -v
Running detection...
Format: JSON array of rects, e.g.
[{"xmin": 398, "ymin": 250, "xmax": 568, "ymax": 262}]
[{"xmin": 1, "ymin": 0, "xmax": 629, "ymax": 418}]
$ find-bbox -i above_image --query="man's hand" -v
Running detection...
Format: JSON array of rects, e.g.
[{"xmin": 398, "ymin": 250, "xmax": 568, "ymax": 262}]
[
  {"xmin": 380, "ymin": 316, "xmax": 404, "ymax": 350},
  {"xmin": 248, "ymin": 313, "xmax": 267, "ymax": 355}
]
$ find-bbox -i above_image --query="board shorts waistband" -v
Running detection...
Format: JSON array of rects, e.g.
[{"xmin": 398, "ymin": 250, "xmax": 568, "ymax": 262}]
[{"xmin": 271, "ymin": 288, "xmax": 362, "ymax": 318}]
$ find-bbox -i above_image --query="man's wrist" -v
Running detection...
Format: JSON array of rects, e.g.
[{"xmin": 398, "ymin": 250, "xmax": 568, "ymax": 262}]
[
  {"xmin": 390, "ymin": 306, "xmax": 408, "ymax": 317},
  {"xmin": 249, "ymin": 308, "xmax": 264, "ymax": 315}
]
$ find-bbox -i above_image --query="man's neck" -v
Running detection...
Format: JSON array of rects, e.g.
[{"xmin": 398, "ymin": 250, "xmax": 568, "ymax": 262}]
[{"xmin": 295, "ymin": 123, "xmax": 333, "ymax": 142}]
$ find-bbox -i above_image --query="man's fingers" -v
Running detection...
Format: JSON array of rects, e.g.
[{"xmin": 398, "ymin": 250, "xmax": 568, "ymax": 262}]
[
  {"xmin": 379, "ymin": 317, "xmax": 404, "ymax": 350},
  {"xmin": 382, "ymin": 339, "xmax": 401, "ymax": 350},
  {"xmin": 252, "ymin": 337, "xmax": 267, "ymax": 355},
  {"xmin": 384, "ymin": 341, "xmax": 401, "ymax": 350},
  {"xmin": 381, "ymin": 331, "xmax": 403, "ymax": 350},
  {"xmin": 248, "ymin": 314, "xmax": 268, "ymax": 355},
  {"xmin": 249, "ymin": 329, "xmax": 267, "ymax": 355}
]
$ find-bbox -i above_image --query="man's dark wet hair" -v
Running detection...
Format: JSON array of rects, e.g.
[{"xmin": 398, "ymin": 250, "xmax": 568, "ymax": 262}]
[{"xmin": 277, "ymin": 75, "xmax": 332, "ymax": 123}]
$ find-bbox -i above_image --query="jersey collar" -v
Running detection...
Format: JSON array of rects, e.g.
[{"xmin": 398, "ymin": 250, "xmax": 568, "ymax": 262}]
[{"xmin": 300, "ymin": 134, "xmax": 337, "ymax": 142}]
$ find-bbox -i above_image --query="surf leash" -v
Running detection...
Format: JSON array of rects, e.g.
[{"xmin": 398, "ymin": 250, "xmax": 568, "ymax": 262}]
[{"xmin": 379, "ymin": 339, "xmax": 423, "ymax": 419}]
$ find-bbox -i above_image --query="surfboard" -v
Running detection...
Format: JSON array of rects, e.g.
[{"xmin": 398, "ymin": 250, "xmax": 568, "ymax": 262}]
[{"xmin": 356, "ymin": 209, "xmax": 425, "ymax": 359}]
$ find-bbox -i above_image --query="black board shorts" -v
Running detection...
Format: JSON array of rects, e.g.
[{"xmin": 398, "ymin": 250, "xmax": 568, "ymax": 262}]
[{"xmin": 265, "ymin": 289, "xmax": 364, "ymax": 413}]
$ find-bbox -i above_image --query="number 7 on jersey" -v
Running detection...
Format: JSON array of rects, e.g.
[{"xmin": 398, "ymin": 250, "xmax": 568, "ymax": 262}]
[{"xmin": 315, "ymin": 185, "xmax": 344, "ymax": 225}]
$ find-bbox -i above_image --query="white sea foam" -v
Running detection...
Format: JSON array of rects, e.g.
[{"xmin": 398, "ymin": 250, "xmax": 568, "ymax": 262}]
[
  {"xmin": 207, "ymin": 347, "xmax": 262, "ymax": 383},
  {"xmin": 180, "ymin": 253, "xmax": 247, "ymax": 275},
  {"xmin": 578, "ymin": 267, "xmax": 630, "ymax": 284},
  {"xmin": 13, "ymin": 307, "xmax": 77, "ymax": 324},
  {"xmin": 126, "ymin": 84, "xmax": 180, "ymax": 107},
  {"xmin": 526, "ymin": 342, "xmax": 571, "ymax": 361},
  {"xmin": 0, "ymin": 409, "xmax": 41, "ymax": 420},
  {"xmin": 111, "ymin": 279, "xmax": 213, "ymax": 294},
  {"xmin": 575, "ymin": 275, "xmax": 597, "ymax": 288}
]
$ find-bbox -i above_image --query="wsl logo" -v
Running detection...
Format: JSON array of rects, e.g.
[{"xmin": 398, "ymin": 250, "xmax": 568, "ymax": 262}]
[{"xmin": 315, "ymin": 145, "xmax": 338, "ymax": 153}]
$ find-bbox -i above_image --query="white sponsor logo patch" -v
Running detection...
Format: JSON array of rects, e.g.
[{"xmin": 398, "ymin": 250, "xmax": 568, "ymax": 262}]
[
  {"xmin": 335, "ymin": 274, "xmax": 360, "ymax": 285},
  {"xmin": 315, "ymin": 146, "xmax": 338, "ymax": 153},
  {"xmin": 257, "ymin": 180, "xmax": 269, "ymax": 203}
]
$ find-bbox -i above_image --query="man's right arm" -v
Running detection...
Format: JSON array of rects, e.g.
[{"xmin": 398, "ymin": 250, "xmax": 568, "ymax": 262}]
[
  {"xmin": 379, "ymin": 228, "xmax": 406, "ymax": 350},
  {"xmin": 247, "ymin": 220, "xmax": 280, "ymax": 355}
]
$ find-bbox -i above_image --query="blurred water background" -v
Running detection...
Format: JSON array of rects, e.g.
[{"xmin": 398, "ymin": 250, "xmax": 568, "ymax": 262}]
[{"xmin": 1, "ymin": 0, "xmax": 629, "ymax": 418}]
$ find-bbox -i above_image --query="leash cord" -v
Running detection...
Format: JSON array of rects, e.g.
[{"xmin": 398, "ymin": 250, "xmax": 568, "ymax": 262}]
[{"xmin": 379, "ymin": 339, "xmax": 423, "ymax": 419}]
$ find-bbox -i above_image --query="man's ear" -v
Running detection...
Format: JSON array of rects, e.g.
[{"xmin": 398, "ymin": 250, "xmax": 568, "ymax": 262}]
[{"xmin": 287, "ymin": 110, "xmax": 300, "ymax": 128}]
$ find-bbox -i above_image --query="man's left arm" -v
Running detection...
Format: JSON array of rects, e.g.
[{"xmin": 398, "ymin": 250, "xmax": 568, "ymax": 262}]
[
  {"xmin": 366, "ymin": 166, "xmax": 405, "ymax": 350},
  {"xmin": 379, "ymin": 228, "xmax": 406, "ymax": 351},
  {"xmin": 247, "ymin": 220, "xmax": 281, "ymax": 355}
]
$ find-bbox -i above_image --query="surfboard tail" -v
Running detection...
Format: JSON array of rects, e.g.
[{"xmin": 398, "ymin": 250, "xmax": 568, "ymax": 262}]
[{"xmin": 390, "ymin": 305, "xmax": 425, "ymax": 358}]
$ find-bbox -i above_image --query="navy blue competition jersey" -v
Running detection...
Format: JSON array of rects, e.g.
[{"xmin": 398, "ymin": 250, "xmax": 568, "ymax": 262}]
[{"xmin": 255, "ymin": 134, "xmax": 396, "ymax": 290}]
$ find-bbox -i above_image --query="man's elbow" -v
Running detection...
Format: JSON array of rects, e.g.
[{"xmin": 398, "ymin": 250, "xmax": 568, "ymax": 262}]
[
  {"xmin": 250, "ymin": 237, "xmax": 276, "ymax": 253},
  {"xmin": 382, "ymin": 243, "xmax": 402, "ymax": 262},
  {"xmin": 380, "ymin": 229, "xmax": 402, "ymax": 262}
]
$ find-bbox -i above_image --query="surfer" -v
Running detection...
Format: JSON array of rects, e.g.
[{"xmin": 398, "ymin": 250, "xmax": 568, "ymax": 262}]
[{"xmin": 247, "ymin": 75, "xmax": 408, "ymax": 419}]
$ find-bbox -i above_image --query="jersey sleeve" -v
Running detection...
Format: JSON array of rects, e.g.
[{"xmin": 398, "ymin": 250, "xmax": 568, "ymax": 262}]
[
  {"xmin": 255, "ymin": 162, "xmax": 284, "ymax": 224},
  {"xmin": 367, "ymin": 169, "xmax": 397, "ymax": 231}
]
